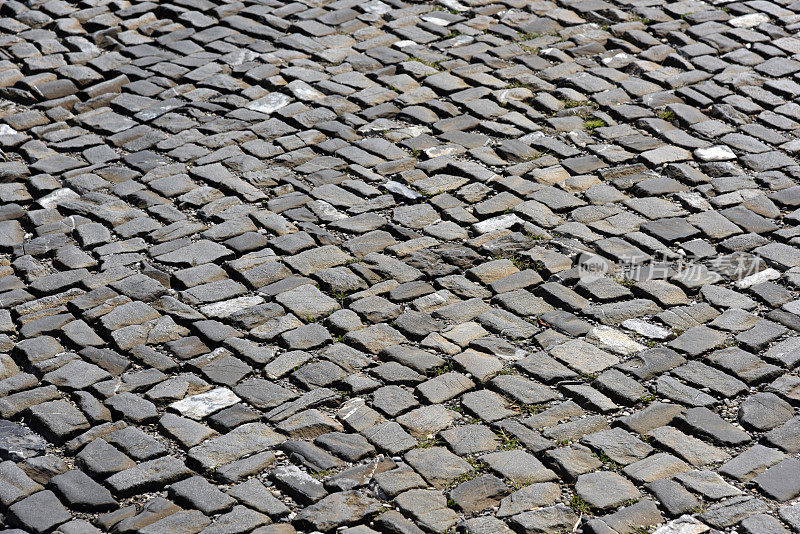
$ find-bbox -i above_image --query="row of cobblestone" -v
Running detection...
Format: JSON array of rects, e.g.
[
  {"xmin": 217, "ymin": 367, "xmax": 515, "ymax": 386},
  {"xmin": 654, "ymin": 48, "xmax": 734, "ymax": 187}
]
[{"xmin": 0, "ymin": 0, "xmax": 800, "ymax": 532}]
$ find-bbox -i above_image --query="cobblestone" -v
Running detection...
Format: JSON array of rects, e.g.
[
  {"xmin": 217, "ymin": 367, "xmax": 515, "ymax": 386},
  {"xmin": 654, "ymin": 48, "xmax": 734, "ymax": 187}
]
[{"xmin": 0, "ymin": 0, "xmax": 799, "ymax": 531}]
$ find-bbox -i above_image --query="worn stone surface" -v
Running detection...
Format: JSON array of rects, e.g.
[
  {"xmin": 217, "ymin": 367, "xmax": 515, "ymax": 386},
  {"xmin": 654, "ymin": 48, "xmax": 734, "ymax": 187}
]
[
  {"xmin": 294, "ymin": 490, "xmax": 381, "ymax": 531},
  {"xmin": 575, "ymin": 471, "xmax": 640, "ymax": 510},
  {"xmin": 0, "ymin": 0, "xmax": 798, "ymax": 530}
]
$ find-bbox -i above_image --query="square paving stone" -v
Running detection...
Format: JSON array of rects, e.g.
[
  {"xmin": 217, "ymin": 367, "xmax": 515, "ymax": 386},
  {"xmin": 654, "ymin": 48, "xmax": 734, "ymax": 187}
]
[
  {"xmin": 7, "ymin": 490, "xmax": 71, "ymax": 534},
  {"xmin": 580, "ymin": 428, "xmax": 653, "ymax": 465},
  {"xmin": 26, "ymin": 400, "xmax": 90, "ymax": 444},
  {"xmin": 575, "ymin": 471, "xmax": 640, "ymax": 510},
  {"xmin": 753, "ymin": 458, "xmax": 800, "ymax": 502},
  {"xmin": 481, "ymin": 449, "xmax": 557, "ymax": 485},
  {"xmin": 440, "ymin": 424, "xmax": 498, "ymax": 455},
  {"xmin": 275, "ymin": 284, "xmax": 339, "ymax": 321},
  {"xmin": 404, "ymin": 446, "xmax": 471, "ymax": 489},
  {"xmin": 50, "ymin": 469, "xmax": 117, "ymax": 512},
  {"xmin": 623, "ymin": 453, "xmax": 692, "ymax": 484}
]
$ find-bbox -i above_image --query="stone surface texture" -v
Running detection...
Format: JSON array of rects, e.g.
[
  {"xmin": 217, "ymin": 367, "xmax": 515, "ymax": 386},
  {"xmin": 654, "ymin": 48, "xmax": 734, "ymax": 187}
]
[{"xmin": 0, "ymin": 0, "xmax": 798, "ymax": 532}]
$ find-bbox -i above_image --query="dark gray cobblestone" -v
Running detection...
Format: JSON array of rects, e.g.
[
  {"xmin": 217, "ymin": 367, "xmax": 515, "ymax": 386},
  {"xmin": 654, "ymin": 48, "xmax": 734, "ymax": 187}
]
[{"xmin": 0, "ymin": 0, "xmax": 799, "ymax": 532}]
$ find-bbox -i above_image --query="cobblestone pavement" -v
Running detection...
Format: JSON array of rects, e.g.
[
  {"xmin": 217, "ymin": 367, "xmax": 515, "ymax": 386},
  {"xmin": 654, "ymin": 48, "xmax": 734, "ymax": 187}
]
[{"xmin": 1, "ymin": 0, "xmax": 800, "ymax": 532}]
